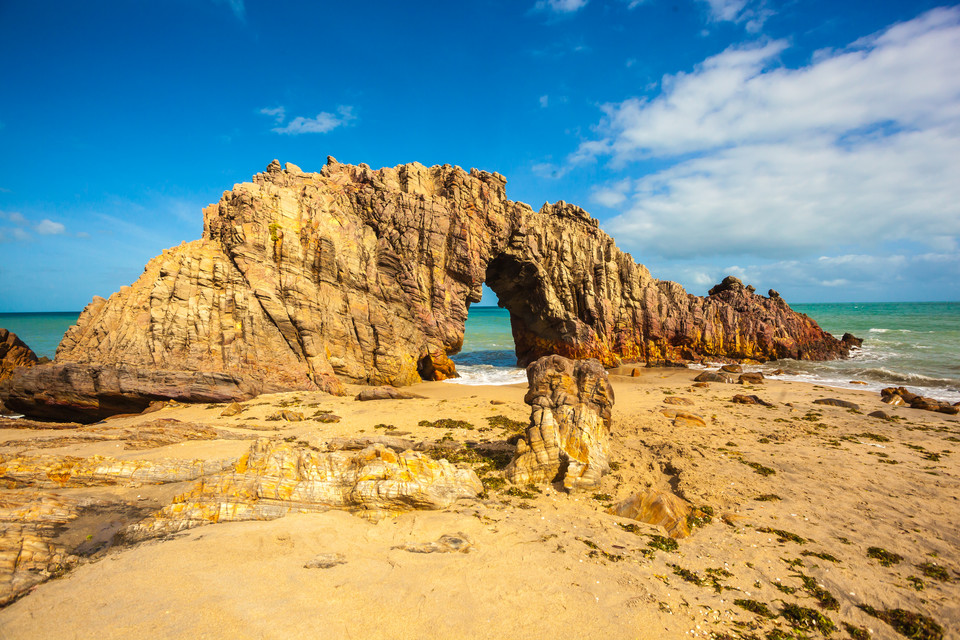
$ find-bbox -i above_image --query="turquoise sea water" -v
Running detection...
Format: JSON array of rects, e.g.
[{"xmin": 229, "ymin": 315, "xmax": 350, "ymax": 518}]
[
  {"xmin": 0, "ymin": 312, "xmax": 80, "ymax": 359},
  {"xmin": 450, "ymin": 302, "xmax": 960, "ymax": 402},
  {"xmin": 2, "ymin": 303, "xmax": 957, "ymax": 401}
]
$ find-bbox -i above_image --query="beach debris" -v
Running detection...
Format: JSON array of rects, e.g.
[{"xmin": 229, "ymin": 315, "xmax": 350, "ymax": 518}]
[
  {"xmin": 304, "ymin": 553, "xmax": 347, "ymax": 569},
  {"xmin": 393, "ymin": 533, "xmax": 472, "ymax": 554},
  {"xmin": 505, "ymin": 355, "xmax": 614, "ymax": 492}
]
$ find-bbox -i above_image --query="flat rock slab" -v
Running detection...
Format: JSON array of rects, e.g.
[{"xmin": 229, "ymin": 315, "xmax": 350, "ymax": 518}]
[
  {"xmin": 355, "ymin": 387, "xmax": 427, "ymax": 401},
  {"xmin": 813, "ymin": 398, "xmax": 861, "ymax": 410}
]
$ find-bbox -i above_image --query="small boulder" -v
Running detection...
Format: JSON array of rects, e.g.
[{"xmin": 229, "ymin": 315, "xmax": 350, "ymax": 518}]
[
  {"xmin": 720, "ymin": 364, "xmax": 743, "ymax": 374},
  {"xmin": 220, "ymin": 402, "xmax": 244, "ymax": 417},
  {"xmin": 738, "ymin": 372, "xmax": 764, "ymax": 385},
  {"xmin": 694, "ymin": 371, "xmax": 734, "ymax": 384},
  {"xmin": 672, "ymin": 411, "xmax": 706, "ymax": 428},
  {"xmin": 868, "ymin": 410, "xmax": 892, "ymax": 420},
  {"xmin": 732, "ymin": 394, "xmax": 774, "ymax": 407},
  {"xmin": 841, "ymin": 333, "xmax": 864, "ymax": 349},
  {"xmin": 663, "ymin": 396, "xmax": 693, "ymax": 406},
  {"xmin": 607, "ymin": 491, "xmax": 695, "ymax": 539},
  {"xmin": 631, "ymin": 368, "xmax": 641, "ymax": 377}
]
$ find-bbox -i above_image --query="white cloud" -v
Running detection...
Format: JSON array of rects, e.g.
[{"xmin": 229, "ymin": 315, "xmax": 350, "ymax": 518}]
[
  {"xmin": 259, "ymin": 106, "xmax": 285, "ymax": 125},
  {"xmin": 35, "ymin": 219, "xmax": 66, "ymax": 235},
  {"xmin": 699, "ymin": 0, "xmax": 772, "ymax": 32},
  {"xmin": 270, "ymin": 106, "xmax": 356, "ymax": 135},
  {"xmin": 590, "ymin": 178, "xmax": 631, "ymax": 208},
  {"xmin": 576, "ymin": 7, "xmax": 960, "ymax": 261},
  {"xmin": 7, "ymin": 212, "xmax": 27, "ymax": 225},
  {"xmin": 650, "ymin": 252, "xmax": 960, "ymax": 300},
  {"xmin": 533, "ymin": 0, "xmax": 588, "ymax": 14},
  {"xmin": 540, "ymin": 95, "xmax": 549, "ymax": 108}
]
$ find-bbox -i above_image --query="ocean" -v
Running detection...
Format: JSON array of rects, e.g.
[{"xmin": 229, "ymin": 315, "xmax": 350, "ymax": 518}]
[
  {"xmin": 2, "ymin": 302, "xmax": 958, "ymax": 402},
  {"xmin": 449, "ymin": 302, "xmax": 960, "ymax": 403}
]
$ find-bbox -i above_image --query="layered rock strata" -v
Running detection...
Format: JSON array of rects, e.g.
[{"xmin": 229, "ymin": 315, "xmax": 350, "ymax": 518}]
[
  {"xmin": 123, "ymin": 439, "xmax": 482, "ymax": 541},
  {"xmin": 505, "ymin": 355, "xmax": 614, "ymax": 491},
  {"xmin": 2, "ymin": 159, "xmax": 852, "ymax": 420}
]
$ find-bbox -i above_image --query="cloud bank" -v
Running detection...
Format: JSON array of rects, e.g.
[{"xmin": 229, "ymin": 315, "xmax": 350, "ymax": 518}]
[{"xmin": 578, "ymin": 7, "xmax": 960, "ymax": 269}]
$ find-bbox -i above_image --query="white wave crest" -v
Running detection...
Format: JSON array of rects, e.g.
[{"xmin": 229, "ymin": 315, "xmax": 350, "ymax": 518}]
[{"xmin": 444, "ymin": 364, "xmax": 527, "ymax": 386}]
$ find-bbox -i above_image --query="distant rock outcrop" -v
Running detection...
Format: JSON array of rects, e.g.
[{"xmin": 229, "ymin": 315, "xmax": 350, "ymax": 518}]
[
  {"xmin": 0, "ymin": 328, "xmax": 39, "ymax": 383},
  {"xmin": 1, "ymin": 159, "xmax": 854, "ymax": 421}
]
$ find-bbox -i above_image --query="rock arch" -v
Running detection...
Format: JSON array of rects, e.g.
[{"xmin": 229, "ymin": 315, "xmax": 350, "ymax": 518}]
[{"xmin": 1, "ymin": 158, "xmax": 853, "ymax": 421}]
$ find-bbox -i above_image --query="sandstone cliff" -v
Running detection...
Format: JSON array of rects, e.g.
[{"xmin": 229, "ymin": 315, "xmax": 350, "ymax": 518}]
[{"xmin": 1, "ymin": 159, "xmax": 853, "ymax": 421}]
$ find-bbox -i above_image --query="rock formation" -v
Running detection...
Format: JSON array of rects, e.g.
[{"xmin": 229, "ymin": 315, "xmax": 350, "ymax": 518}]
[
  {"xmin": 0, "ymin": 328, "xmax": 38, "ymax": 384},
  {"xmin": 123, "ymin": 438, "xmax": 483, "ymax": 541},
  {"xmin": 1, "ymin": 159, "xmax": 854, "ymax": 421},
  {"xmin": 505, "ymin": 355, "xmax": 614, "ymax": 491}
]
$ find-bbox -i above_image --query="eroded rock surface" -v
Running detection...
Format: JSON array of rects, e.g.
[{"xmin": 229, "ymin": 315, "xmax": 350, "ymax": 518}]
[
  {"xmin": 2, "ymin": 160, "xmax": 852, "ymax": 420},
  {"xmin": 123, "ymin": 439, "xmax": 483, "ymax": 541},
  {"xmin": 505, "ymin": 355, "xmax": 614, "ymax": 491}
]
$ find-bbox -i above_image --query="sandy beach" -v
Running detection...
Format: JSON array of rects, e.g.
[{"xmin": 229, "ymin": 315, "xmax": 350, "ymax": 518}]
[{"xmin": 0, "ymin": 368, "xmax": 956, "ymax": 640}]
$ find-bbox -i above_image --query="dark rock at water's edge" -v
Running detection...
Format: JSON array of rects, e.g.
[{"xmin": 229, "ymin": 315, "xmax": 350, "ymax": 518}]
[
  {"xmin": 0, "ymin": 159, "xmax": 855, "ymax": 421},
  {"xmin": 881, "ymin": 386, "xmax": 959, "ymax": 415}
]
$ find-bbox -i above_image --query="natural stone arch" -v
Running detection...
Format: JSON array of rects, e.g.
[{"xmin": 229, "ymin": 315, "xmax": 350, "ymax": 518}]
[{"xmin": 1, "ymin": 159, "xmax": 854, "ymax": 421}]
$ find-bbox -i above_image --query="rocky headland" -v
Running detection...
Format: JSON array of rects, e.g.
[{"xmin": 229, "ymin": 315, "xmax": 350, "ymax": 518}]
[{"xmin": 0, "ymin": 159, "xmax": 855, "ymax": 422}]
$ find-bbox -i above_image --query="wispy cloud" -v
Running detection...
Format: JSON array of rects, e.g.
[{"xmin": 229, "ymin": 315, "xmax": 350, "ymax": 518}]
[
  {"xmin": 213, "ymin": 0, "xmax": 246, "ymax": 22},
  {"xmin": 574, "ymin": 8, "xmax": 960, "ymax": 262},
  {"xmin": 533, "ymin": 0, "xmax": 588, "ymax": 15},
  {"xmin": 35, "ymin": 219, "xmax": 66, "ymax": 235},
  {"xmin": 261, "ymin": 105, "xmax": 356, "ymax": 135},
  {"xmin": 259, "ymin": 106, "xmax": 285, "ymax": 125},
  {"xmin": 699, "ymin": 0, "xmax": 772, "ymax": 32}
]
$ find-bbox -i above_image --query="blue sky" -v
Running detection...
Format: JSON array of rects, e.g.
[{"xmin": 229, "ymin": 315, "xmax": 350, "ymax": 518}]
[{"xmin": 1, "ymin": 0, "xmax": 958, "ymax": 311}]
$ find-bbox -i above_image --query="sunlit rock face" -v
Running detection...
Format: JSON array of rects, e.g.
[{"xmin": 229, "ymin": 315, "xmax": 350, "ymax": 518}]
[
  {"xmin": 1, "ymin": 159, "xmax": 851, "ymax": 421},
  {"xmin": 505, "ymin": 355, "xmax": 614, "ymax": 492}
]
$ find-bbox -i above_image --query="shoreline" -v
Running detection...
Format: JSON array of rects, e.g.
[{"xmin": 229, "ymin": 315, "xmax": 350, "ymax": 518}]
[{"xmin": 0, "ymin": 368, "xmax": 957, "ymax": 638}]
